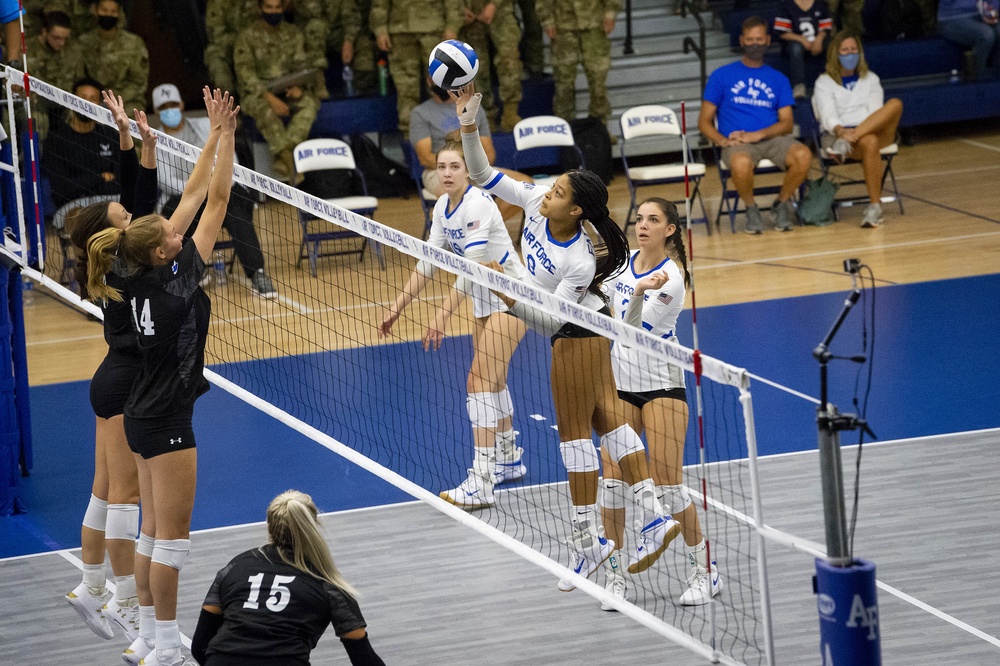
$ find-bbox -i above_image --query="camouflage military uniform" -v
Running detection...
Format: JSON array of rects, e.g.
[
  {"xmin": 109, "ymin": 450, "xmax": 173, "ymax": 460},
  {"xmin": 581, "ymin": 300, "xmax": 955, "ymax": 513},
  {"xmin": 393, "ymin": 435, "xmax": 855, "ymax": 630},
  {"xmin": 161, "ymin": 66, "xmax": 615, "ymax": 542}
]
[
  {"xmin": 295, "ymin": 0, "xmax": 362, "ymax": 98},
  {"xmin": 370, "ymin": 0, "xmax": 463, "ymax": 136},
  {"xmin": 459, "ymin": 0, "xmax": 522, "ymax": 131},
  {"xmin": 233, "ymin": 18, "xmax": 319, "ymax": 177},
  {"xmin": 77, "ymin": 27, "xmax": 149, "ymax": 113},
  {"xmin": 353, "ymin": 0, "xmax": 378, "ymax": 93},
  {"xmin": 538, "ymin": 0, "xmax": 620, "ymax": 125},
  {"xmin": 21, "ymin": 1, "xmax": 125, "ymax": 39},
  {"xmin": 515, "ymin": 0, "xmax": 544, "ymax": 75},
  {"xmin": 28, "ymin": 32, "xmax": 85, "ymax": 139},
  {"xmin": 827, "ymin": 0, "xmax": 864, "ymax": 37},
  {"xmin": 204, "ymin": 0, "xmax": 260, "ymax": 95}
]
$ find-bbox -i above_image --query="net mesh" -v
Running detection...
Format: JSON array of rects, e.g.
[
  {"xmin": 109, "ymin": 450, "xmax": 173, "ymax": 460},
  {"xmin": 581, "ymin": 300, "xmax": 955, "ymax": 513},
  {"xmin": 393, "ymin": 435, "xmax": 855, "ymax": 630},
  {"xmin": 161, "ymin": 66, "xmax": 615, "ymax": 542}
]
[{"xmin": 14, "ymin": 75, "xmax": 770, "ymax": 665}]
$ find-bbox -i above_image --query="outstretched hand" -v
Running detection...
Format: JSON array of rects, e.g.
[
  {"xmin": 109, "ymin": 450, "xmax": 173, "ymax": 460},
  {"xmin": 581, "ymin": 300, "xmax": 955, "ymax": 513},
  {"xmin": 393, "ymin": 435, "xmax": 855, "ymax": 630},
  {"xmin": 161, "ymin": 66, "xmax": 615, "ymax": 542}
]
[
  {"xmin": 102, "ymin": 90, "xmax": 130, "ymax": 133},
  {"xmin": 378, "ymin": 309, "xmax": 399, "ymax": 339},
  {"xmin": 636, "ymin": 270, "xmax": 669, "ymax": 295},
  {"xmin": 449, "ymin": 83, "xmax": 482, "ymax": 126},
  {"xmin": 134, "ymin": 109, "xmax": 157, "ymax": 145},
  {"xmin": 204, "ymin": 86, "xmax": 226, "ymax": 129}
]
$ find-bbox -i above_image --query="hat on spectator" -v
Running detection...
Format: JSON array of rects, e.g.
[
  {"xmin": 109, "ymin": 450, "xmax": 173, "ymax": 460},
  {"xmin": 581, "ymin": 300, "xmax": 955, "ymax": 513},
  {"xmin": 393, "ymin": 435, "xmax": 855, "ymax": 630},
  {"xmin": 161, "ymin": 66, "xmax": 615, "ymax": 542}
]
[{"xmin": 152, "ymin": 84, "xmax": 182, "ymax": 110}]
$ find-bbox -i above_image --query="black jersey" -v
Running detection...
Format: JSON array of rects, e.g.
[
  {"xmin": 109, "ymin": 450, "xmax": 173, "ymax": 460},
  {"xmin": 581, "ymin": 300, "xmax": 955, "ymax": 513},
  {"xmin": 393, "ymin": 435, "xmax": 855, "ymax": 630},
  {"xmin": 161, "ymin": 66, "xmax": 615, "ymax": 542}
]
[
  {"xmin": 203, "ymin": 545, "xmax": 366, "ymax": 665},
  {"xmin": 124, "ymin": 238, "xmax": 211, "ymax": 419},
  {"xmin": 102, "ymin": 266, "xmax": 140, "ymax": 353},
  {"xmin": 774, "ymin": 0, "xmax": 832, "ymax": 39}
]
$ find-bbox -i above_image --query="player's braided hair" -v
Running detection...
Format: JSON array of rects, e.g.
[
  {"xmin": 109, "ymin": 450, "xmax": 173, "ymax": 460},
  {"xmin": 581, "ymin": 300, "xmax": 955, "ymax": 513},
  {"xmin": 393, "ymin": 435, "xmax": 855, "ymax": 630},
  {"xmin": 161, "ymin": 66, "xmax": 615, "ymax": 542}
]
[
  {"xmin": 566, "ymin": 170, "xmax": 628, "ymax": 297},
  {"xmin": 267, "ymin": 490, "xmax": 358, "ymax": 599},
  {"xmin": 641, "ymin": 197, "xmax": 690, "ymax": 287}
]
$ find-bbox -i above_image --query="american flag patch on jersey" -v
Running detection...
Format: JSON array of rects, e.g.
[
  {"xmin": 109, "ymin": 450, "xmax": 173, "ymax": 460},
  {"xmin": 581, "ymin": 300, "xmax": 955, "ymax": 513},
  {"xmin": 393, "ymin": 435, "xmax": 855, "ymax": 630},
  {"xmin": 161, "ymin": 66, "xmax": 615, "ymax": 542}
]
[
  {"xmin": 466, "ymin": 219, "xmax": 481, "ymax": 230},
  {"xmin": 657, "ymin": 292, "xmax": 673, "ymax": 305}
]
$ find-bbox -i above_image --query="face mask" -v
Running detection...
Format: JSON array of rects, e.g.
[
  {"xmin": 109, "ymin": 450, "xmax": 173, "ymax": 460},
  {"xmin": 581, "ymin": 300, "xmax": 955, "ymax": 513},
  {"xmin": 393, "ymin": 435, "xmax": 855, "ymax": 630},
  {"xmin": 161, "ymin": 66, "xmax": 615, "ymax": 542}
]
[
  {"xmin": 743, "ymin": 43, "xmax": 768, "ymax": 60},
  {"xmin": 838, "ymin": 53, "xmax": 860, "ymax": 71},
  {"xmin": 97, "ymin": 15, "xmax": 117, "ymax": 31},
  {"xmin": 159, "ymin": 107, "xmax": 182, "ymax": 128},
  {"xmin": 261, "ymin": 12, "xmax": 283, "ymax": 26},
  {"xmin": 72, "ymin": 110, "xmax": 91, "ymax": 123}
]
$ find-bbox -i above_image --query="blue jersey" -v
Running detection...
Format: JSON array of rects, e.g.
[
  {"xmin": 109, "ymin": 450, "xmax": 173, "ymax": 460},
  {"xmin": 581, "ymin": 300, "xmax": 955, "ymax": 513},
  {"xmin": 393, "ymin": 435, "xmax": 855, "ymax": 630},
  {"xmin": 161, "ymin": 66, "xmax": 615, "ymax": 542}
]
[{"xmin": 704, "ymin": 61, "xmax": 795, "ymax": 138}]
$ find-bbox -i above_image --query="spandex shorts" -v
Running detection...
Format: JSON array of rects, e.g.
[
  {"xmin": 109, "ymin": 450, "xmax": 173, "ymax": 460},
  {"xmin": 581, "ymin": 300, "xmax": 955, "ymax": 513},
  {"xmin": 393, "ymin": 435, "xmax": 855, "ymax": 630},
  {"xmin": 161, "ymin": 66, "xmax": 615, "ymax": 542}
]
[
  {"xmin": 618, "ymin": 387, "xmax": 687, "ymax": 409},
  {"xmin": 90, "ymin": 350, "xmax": 142, "ymax": 419},
  {"xmin": 551, "ymin": 306, "xmax": 613, "ymax": 346},
  {"xmin": 124, "ymin": 408, "xmax": 196, "ymax": 459}
]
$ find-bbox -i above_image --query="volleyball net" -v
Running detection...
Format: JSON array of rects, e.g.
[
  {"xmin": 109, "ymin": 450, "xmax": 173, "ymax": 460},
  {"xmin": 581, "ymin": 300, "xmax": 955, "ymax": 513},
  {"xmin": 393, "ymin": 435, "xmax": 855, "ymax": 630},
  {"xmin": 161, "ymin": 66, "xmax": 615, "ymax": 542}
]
[{"xmin": 4, "ymin": 71, "xmax": 776, "ymax": 665}]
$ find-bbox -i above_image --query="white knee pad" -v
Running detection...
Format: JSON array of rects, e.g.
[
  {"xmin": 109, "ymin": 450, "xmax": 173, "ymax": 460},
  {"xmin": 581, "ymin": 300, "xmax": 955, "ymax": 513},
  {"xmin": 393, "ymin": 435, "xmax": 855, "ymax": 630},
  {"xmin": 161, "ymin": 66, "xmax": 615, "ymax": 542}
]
[
  {"xmin": 495, "ymin": 388, "xmax": 514, "ymax": 420},
  {"xmin": 151, "ymin": 539, "xmax": 191, "ymax": 572},
  {"xmin": 137, "ymin": 532, "xmax": 156, "ymax": 558},
  {"xmin": 82, "ymin": 494, "xmax": 108, "ymax": 531},
  {"xmin": 559, "ymin": 438, "xmax": 600, "ymax": 473},
  {"xmin": 601, "ymin": 425, "xmax": 645, "ymax": 463},
  {"xmin": 467, "ymin": 392, "xmax": 500, "ymax": 429},
  {"xmin": 105, "ymin": 504, "xmax": 140, "ymax": 541},
  {"xmin": 659, "ymin": 484, "xmax": 693, "ymax": 515},
  {"xmin": 600, "ymin": 478, "xmax": 628, "ymax": 511}
]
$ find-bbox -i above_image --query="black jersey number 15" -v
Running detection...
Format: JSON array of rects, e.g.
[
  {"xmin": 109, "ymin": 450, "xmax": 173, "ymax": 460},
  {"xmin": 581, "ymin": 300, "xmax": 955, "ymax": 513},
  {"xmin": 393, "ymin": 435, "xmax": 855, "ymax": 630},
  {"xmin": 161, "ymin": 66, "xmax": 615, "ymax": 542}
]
[
  {"xmin": 130, "ymin": 297, "xmax": 155, "ymax": 336},
  {"xmin": 243, "ymin": 573, "xmax": 297, "ymax": 612}
]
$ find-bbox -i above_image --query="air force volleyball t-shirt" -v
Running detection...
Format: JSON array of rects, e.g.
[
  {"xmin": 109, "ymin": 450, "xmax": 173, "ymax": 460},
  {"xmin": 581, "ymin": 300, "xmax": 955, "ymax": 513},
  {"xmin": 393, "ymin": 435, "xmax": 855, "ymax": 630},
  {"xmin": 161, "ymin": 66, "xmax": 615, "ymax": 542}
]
[{"xmin": 704, "ymin": 61, "xmax": 795, "ymax": 138}]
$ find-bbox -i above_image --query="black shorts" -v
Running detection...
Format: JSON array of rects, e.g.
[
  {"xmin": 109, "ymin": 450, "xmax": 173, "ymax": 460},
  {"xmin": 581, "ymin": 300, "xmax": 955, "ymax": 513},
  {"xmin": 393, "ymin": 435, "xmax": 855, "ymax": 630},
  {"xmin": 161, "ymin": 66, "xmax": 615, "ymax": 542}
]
[
  {"xmin": 551, "ymin": 306, "xmax": 613, "ymax": 346},
  {"xmin": 90, "ymin": 350, "xmax": 142, "ymax": 419},
  {"xmin": 124, "ymin": 408, "xmax": 196, "ymax": 459},
  {"xmin": 618, "ymin": 387, "xmax": 687, "ymax": 409}
]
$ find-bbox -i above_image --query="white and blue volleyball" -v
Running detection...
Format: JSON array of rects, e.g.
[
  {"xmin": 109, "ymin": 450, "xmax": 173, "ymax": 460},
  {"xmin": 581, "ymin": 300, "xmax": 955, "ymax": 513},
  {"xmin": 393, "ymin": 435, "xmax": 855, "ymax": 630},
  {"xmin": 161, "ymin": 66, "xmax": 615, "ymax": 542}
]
[{"xmin": 428, "ymin": 40, "xmax": 479, "ymax": 90}]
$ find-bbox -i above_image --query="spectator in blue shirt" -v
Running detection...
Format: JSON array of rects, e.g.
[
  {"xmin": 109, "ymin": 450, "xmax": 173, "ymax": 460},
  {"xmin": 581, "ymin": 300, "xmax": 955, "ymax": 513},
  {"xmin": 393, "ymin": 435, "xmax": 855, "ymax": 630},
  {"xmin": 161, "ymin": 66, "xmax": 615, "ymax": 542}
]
[
  {"xmin": 698, "ymin": 16, "xmax": 812, "ymax": 234},
  {"xmin": 938, "ymin": 0, "xmax": 1000, "ymax": 79}
]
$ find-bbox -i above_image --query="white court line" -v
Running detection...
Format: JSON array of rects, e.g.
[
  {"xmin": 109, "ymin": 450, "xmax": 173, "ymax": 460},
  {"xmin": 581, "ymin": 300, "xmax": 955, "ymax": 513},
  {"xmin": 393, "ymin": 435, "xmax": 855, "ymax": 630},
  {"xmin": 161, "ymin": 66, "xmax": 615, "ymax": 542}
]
[
  {"xmin": 26, "ymin": 333, "xmax": 104, "ymax": 347},
  {"xmin": 959, "ymin": 138, "xmax": 1000, "ymax": 154},
  {"xmin": 893, "ymin": 164, "xmax": 1000, "ymax": 181},
  {"xmin": 875, "ymin": 580, "xmax": 1000, "ymax": 648},
  {"xmin": 695, "ymin": 230, "xmax": 1000, "ymax": 271}
]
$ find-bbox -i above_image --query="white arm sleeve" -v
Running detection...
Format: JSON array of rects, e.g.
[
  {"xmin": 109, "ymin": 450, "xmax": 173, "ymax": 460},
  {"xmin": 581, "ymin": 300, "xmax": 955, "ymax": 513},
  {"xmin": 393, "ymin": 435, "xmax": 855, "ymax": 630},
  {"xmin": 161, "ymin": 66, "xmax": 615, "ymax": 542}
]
[
  {"xmin": 510, "ymin": 301, "xmax": 563, "ymax": 337},
  {"xmin": 460, "ymin": 129, "xmax": 545, "ymax": 209}
]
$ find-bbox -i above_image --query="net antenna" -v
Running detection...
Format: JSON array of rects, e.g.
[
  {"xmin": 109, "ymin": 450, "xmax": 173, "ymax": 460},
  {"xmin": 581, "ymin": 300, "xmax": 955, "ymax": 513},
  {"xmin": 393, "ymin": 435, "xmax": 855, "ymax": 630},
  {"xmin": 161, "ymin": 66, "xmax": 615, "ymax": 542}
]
[{"xmin": 12, "ymin": 6, "xmax": 46, "ymax": 269}]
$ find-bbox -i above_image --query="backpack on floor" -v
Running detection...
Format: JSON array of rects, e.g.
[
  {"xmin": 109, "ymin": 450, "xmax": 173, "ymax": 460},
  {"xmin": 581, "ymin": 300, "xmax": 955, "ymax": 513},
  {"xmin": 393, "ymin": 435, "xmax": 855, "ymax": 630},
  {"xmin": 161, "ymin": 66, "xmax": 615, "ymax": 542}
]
[
  {"xmin": 798, "ymin": 177, "xmax": 840, "ymax": 226},
  {"xmin": 562, "ymin": 117, "xmax": 614, "ymax": 185},
  {"xmin": 348, "ymin": 134, "xmax": 416, "ymax": 199}
]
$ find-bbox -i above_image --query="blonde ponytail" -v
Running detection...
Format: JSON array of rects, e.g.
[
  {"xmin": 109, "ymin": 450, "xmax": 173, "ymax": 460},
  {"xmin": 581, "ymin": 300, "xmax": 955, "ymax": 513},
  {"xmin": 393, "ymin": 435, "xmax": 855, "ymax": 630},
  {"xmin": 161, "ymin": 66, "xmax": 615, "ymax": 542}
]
[
  {"xmin": 86, "ymin": 227, "xmax": 126, "ymax": 302},
  {"xmin": 86, "ymin": 215, "xmax": 168, "ymax": 303},
  {"xmin": 266, "ymin": 490, "xmax": 358, "ymax": 599}
]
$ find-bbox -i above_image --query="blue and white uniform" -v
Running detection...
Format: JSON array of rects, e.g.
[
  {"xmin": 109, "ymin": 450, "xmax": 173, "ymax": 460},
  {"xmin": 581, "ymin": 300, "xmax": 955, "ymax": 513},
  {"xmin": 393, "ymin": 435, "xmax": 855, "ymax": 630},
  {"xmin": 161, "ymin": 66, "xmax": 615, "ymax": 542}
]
[
  {"xmin": 416, "ymin": 185, "xmax": 527, "ymax": 318},
  {"xmin": 476, "ymin": 173, "xmax": 602, "ymax": 336},
  {"xmin": 609, "ymin": 251, "xmax": 686, "ymax": 393}
]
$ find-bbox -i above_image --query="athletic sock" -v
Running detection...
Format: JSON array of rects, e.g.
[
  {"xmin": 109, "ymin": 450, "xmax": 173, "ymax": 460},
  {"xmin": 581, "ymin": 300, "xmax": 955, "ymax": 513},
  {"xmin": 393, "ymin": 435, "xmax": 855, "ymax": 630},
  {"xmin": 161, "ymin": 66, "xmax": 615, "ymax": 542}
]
[
  {"xmin": 687, "ymin": 540, "xmax": 708, "ymax": 570},
  {"xmin": 114, "ymin": 575, "xmax": 137, "ymax": 605},
  {"xmin": 155, "ymin": 619, "xmax": 181, "ymax": 661},
  {"xmin": 632, "ymin": 479, "xmax": 665, "ymax": 526},
  {"xmin": 471, "ymin": 446, "xmax": 496, "ymax": 481},
  {"xmin": 138, "ymin": 605, "xmax": 156, "ymax": 644},
  {"xmin": 571, "ymin": 504, "xmax": 599, "ymax": 537},
  {"xmin": 82, "ymin": 563, "xmax": 106, "ymax": 596},
  {"xmin": 495, "ymin": 429, "xmax": 518, "ymax": 461}
]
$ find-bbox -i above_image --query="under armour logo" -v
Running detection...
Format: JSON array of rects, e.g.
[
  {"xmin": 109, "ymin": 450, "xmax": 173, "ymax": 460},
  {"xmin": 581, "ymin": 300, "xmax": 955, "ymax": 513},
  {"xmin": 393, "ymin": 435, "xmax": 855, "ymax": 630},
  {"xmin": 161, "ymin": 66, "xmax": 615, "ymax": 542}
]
[{"xmin": 170, "ymin": 437, "xmax": 182, "ymax": 446}]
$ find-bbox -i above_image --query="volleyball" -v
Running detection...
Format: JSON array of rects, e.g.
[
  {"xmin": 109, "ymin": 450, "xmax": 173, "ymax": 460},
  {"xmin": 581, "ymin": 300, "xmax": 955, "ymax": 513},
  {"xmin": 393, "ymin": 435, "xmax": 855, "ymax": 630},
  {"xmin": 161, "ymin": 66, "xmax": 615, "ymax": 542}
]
[{"xmin": 427, "ymin": 40, "xmax": 479, "ymax": 90}]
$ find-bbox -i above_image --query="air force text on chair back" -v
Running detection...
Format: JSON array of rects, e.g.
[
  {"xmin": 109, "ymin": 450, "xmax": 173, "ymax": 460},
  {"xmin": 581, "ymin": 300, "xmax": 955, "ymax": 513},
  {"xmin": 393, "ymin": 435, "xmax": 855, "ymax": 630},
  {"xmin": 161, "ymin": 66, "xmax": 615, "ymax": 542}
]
[
  {"xmin": 296, "ymin": 145, "xmax": 350, "ymax": 161},
  {"xmin": 627, "ymin": 114, "xmax": 675, "ymax": 128},
  {"xmin": 518, "ymin": 124, "xmax": 569, "ymax": 139}
]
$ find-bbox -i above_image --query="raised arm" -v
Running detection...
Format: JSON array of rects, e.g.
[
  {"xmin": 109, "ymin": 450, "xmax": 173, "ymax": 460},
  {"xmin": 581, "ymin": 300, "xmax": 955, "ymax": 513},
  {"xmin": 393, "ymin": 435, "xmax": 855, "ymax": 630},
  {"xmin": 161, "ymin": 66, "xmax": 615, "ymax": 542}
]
[
  {"xmin": 131, "ymin": 109, "xmax": 159, "ymax": 217},
  {"xmin": 168, "ymin": 86, "xmax": 225, "ymax": 236},
  {"xmin": 103, "ymin": 89, "xmax": 134, "ymax": 152},
  {"xmin": 191, "ymin": 91, "xmax": 237, "ymax": 263}
]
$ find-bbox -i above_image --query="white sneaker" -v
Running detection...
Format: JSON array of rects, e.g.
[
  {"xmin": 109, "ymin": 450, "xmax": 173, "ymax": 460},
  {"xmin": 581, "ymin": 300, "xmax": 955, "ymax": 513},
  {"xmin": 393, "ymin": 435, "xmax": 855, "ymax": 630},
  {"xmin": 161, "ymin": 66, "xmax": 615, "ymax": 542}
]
[
  {"xmin": 627, "ymin": 516, "xmax": 682, "ymax": 574},
  {"xmin": 492, "ymin": 446, "xmax": 526, "ymax": 484},
  {"xmin": 105, "ymin": 597, "xmax": 140, "ymax": 641},
  {"xmin": 558, "ymin": 528, "xmax": 615, "ymax": 592},
  {"xmin": 65, "ymin": 582, "xmax": 114, "ymax": 639},
  {"xmin": 679, "ymin": 563, "xmax": 724, "ymax": 605},
  {"xmin": 439, "ymin": 470, "xmax": 495, "ymax": 510},
  {"xmin": 860, "ymin": 203, "xmax": 883, "ymax": 228},
  {"xmin": 139, "ymin": 648, "xmax": 185, "ymax": 666},
  {"xmin": 123, "ymin": 637, "xmax": 154, "ymax": 666},
  {"xmin": 600, "ymin": 564, "xmax": 627, "ymax": 612}
]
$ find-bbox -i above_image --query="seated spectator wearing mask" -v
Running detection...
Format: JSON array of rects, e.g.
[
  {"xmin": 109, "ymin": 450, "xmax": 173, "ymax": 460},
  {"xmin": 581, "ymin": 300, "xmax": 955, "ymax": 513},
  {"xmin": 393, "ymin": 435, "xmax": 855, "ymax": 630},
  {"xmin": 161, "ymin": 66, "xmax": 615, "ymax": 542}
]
[{"xmin": 77, "ymin": 0, "xmax": 149, "ymax": 114}]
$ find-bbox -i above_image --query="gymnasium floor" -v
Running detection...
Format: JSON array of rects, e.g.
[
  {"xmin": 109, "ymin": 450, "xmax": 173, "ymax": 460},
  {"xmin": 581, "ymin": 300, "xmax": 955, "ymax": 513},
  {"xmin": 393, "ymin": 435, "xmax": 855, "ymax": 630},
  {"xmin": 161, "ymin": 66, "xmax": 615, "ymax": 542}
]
[{"xmin": 3, "ymin": 123, "xmax": 1000, "ymax": 664}]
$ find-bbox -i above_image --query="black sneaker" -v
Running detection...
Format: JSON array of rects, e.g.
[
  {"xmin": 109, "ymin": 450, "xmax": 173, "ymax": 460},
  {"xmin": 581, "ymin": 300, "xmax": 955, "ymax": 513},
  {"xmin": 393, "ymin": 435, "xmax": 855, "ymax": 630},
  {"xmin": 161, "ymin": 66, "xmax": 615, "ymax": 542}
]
[{"xmin": 251, "ymin": 269, "xmax": 277, "ymax": 299}]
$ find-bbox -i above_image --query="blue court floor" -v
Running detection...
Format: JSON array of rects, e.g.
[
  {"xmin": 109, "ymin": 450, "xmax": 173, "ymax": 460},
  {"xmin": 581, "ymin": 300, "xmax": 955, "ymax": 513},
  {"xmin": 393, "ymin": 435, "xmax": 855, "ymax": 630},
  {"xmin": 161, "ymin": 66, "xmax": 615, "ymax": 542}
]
[{"xmin": 2, "ymin": 274, "xmax": 998, "ymax": 559}]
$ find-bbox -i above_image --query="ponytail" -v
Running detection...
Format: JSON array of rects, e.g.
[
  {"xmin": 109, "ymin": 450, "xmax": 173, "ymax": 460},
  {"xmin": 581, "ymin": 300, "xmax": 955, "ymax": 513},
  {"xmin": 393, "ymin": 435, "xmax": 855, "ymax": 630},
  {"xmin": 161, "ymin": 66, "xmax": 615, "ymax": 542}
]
[
  {"xmin": 86, "ymin": 227, "xmax": 126, "ymax": 302},
  {"xmin": 641, "ymin": 197, "xmax": 689, "ymax": 287},
  {"xmin": 67, "ymin": 201, "xmax": 113, "ymax": 301},
  {"xmin": 566, "ymin": 170, "xmax": 628, "ymax": 298},
  {"xmin": 266, "ymin": 490, "xmax": 358, "ymax": 599}
]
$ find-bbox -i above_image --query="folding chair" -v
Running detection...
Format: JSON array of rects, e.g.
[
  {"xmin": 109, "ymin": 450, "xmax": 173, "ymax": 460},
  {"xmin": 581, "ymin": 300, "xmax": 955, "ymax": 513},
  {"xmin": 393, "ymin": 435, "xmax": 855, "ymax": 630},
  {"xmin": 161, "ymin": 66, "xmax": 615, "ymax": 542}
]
[
  {"xmin": 512, "ymin": 115, "xmax": 584, "ymax": 188},
  {"xmin": 715, "ymin": 146, "xmax": 787, "ymax": 234},
  {"xmin": 400, "ymin": 140, "xmax": 437, "ymax": 240},
  {"xmin": 810, "ymin": 106, "xmax": 904, "ymax": 219},
  {"xmin": 293, "ymin": 138, "xmax": 385, "ymax": 276},
  {"xmin": 619, "ymin": 105, "xmax": 708, "ymax": 234}
]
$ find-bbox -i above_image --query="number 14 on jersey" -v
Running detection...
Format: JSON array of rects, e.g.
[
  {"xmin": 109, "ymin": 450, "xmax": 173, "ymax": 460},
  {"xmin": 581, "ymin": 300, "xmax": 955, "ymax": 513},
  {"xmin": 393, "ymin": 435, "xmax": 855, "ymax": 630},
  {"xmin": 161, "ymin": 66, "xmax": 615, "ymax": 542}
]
[{"xmin": 131, "ymin": 297, "xmax": 155, "ymax": 336}]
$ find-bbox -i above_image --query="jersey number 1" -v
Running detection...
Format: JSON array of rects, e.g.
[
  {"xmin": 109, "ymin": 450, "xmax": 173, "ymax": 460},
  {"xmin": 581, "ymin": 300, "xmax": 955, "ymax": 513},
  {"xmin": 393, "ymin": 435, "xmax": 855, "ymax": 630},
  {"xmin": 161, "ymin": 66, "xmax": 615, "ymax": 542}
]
[
  {"xmin": 131, "ymin": 297, "xmax": 155, "ymax": 336},
  {"xmin": 243, "ymin": 573, "xmax": 296, "ymax": 612}
]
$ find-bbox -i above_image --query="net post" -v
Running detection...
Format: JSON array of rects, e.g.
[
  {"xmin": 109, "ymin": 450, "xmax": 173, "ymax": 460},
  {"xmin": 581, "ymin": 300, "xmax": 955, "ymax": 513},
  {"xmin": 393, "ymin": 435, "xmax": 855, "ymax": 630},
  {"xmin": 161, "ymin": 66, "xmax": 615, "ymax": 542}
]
[
  {"xmin": 3, "ymin": 70, "xmax": 30, "ymax": 269},
  {"xmin": 738, "ymin": 377, "xmax": 776, "ymax": 666}
]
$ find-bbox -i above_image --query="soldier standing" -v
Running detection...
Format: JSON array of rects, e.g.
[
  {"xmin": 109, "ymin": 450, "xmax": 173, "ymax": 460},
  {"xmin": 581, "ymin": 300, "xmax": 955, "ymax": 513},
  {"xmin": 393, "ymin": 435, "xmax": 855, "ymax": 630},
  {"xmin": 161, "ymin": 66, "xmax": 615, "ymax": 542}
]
[
  {"xmin": 234, "ymin": 0, "xmax": 320, "ymax": 182},
  {"xmin": 370, "ymin": 0, "xmax": 463, "ymax": 136},
  {"xmin": 77, "ymin": 0, "xmax": 148, "ymax": 113},
  {"xmin": 538, "ymin": 0, "xmax": 620, "ymax": 126},
  {"xmin": 459, "ymin": 0, "xmax": 522, "ymax": 131},
  {"xmin": 516, "ymin": 0, "xmax": 544, "ymax": 76},
  {"xmin": 204, "ymin": 0, "xmax": 260, "ymax": 97},
  {"xmin": 294, "ymin": 0, "xmax": 362, "ymax": 99}
]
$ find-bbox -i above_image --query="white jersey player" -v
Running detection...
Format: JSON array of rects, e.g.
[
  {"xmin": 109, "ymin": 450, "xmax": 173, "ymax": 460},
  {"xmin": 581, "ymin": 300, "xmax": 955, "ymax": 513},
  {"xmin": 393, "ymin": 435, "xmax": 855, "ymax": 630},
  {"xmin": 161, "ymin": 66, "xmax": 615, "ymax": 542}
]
[
  {"xmin": 379, "ymin": 141, "xmax": 529, "ymax": 509},
  {"xmin": 600, "ymin": 198, "xmax": 723, "ymax": 611}
]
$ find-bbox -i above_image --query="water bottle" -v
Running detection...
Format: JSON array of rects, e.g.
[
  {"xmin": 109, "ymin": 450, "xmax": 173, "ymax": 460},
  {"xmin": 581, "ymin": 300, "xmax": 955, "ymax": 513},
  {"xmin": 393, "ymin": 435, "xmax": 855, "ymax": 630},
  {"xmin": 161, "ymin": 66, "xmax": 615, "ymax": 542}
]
[
  {"xmin": 949, "ymin": 69, "xmax": 960, "ymax": 84},
  {"xmin": 342, "ymin": 65, "xmax": 355, "ymax": 97},
  {"xmin": 377, "ymin": 58, "xmax": 389, "ymax": 96},
  {"xmin": 213, "ymin": 251, "xmax": 226, "ymax": 287}
]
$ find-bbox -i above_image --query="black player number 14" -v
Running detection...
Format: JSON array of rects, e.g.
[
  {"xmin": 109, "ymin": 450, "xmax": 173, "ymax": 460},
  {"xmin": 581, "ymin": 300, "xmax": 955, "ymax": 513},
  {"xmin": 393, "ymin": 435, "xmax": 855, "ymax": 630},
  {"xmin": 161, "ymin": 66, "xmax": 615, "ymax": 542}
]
[
  {"xmin": 130, "ymin": 297, "xmax": 155, "ymax": 336},
  {"xmin": 243, "ymin": 573, "xmax": 297, "ymax": 612}
]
